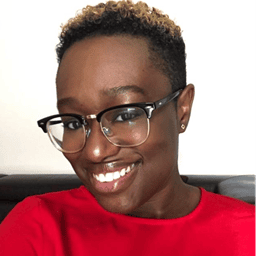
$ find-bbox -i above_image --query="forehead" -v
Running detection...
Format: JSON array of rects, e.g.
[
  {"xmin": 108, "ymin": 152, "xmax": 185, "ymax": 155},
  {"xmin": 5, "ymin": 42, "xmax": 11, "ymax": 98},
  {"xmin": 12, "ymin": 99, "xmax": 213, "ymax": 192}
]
[{"xmin": 56, "ymin": 35, "xmax": 170, "ymax": 110}]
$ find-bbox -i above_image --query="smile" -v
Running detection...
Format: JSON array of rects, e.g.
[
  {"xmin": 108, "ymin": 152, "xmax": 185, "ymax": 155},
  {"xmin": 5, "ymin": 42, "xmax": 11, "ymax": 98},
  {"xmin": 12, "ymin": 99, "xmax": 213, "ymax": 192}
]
[{"xmin": 93, "ymin": 163, "xmax": 135, "ymax": 183}]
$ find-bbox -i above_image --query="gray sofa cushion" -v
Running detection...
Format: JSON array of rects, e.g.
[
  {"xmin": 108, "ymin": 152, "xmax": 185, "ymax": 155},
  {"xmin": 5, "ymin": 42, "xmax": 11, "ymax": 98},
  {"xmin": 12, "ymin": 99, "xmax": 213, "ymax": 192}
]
[{"xmin": 218, "ymin": 175, "xmax": 255, "ymax": 204}]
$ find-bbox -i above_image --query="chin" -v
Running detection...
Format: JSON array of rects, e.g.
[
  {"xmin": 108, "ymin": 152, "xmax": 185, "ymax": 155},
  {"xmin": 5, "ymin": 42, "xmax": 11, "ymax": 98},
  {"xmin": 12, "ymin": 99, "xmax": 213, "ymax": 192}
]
[{"xmin": 93, "ymin": 190, "xmax": 140, "ymax": 215}]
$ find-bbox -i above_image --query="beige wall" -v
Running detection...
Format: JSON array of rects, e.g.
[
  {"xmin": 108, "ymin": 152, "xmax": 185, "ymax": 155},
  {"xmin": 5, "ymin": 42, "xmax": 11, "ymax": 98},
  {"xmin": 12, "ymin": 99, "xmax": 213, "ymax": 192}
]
[{"xmin": 0, "ymin": 0, "xmax": 255, "ymax": 175}]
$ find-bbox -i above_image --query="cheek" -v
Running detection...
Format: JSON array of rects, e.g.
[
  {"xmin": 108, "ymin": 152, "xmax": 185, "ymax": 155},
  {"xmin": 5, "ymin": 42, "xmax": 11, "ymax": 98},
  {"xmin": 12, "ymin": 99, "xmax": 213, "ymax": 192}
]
[
  {"xmin": 137, "ymin": 112, "xmax": 179, "ymax": 182},
  {"xmin": 63, "ymin": 153, "xmax": 88, "ymax": 181},
  {"xmin": 63, "ymin": 152, "xmax": 79, "ymax": 165},
  {"xmin": 130, "ymin": 117, "xmax": 178, "ymax": 203},
  {"xmin": 146, "ymin": 110, "xmax": 178, "ymax": 158}
]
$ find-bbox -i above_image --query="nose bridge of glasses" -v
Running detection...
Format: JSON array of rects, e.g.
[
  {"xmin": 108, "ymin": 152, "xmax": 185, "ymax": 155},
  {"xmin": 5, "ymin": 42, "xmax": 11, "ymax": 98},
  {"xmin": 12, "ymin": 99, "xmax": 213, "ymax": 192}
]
[
  {"xmin": 84, "ymin": 114, "xmax": 104, "ymax": 140},
  {"xmin": 86, "ymin": 114, "xmax": 97, "ymax": 120}
]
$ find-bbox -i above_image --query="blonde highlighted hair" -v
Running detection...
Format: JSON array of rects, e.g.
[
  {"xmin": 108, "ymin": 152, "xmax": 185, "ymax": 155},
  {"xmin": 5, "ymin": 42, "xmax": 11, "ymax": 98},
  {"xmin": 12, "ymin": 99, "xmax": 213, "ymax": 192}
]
[{"xmin": 56, "ymin": 0, "xmax": 187, "ymax": 92}]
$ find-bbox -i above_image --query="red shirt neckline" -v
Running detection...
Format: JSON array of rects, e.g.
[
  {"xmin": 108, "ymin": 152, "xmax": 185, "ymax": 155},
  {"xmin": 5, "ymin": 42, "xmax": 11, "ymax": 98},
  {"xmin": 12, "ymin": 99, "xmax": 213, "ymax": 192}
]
[{"xmin": 80, "ymin": 185, "xmax": 204, "ymax": 225}]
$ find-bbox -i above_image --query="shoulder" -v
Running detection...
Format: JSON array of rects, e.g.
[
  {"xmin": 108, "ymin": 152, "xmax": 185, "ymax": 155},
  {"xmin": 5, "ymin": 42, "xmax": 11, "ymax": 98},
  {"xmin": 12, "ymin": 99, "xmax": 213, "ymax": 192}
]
[
  {"xmin": 199, "ymin": 187, "xmax": 255, "ymax": 227},
  {"xmin": 0, "ymin": 186, "xmax": 90, "ymax": 226},
  {"xmin": 202, "ymin": 188, "xmax": 254, "ymax": 215},
  {"xmin": 28, "ymin": 185, "xmax": 94, "ymax": 216},
  {"xmin": 35, "ymin": 185, "xmax": 89, "ymax": 206},
  {"xmin": 0, "ymin": 187, "xmax": 90, "ymax": 255}
]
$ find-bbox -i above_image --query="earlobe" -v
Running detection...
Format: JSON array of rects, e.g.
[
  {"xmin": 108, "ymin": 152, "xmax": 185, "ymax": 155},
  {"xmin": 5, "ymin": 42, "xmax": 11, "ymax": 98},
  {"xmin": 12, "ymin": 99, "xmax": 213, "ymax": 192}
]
[
  {"xmin": 181, "ymin": 124, "xmax": 186, "ymax": 130},
  {"xmin": 177, "ymin": 84, "xmax": 195, "ymax": 133}
]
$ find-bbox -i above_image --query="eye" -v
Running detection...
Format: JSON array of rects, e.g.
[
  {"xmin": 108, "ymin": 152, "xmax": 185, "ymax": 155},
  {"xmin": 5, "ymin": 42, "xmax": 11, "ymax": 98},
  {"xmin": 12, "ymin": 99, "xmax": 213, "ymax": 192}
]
[
  {"xmin": 63, "ymin": 120, "xmax": 83, "ymax": 130},
  {"xmin": 114, "ymin": 109, "xmax": 142, "ymax": 122},
  {"xmin": 115, "ymin": 113, "xmax": 134, "ymax": 122}
]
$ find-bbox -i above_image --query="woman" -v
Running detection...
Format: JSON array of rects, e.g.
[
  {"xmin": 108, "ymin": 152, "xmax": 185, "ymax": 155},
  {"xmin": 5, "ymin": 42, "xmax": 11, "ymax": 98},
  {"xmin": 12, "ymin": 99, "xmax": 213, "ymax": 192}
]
[{"xmin": 0, "ymin": 1, "xmax": 254, "ymax": 255}]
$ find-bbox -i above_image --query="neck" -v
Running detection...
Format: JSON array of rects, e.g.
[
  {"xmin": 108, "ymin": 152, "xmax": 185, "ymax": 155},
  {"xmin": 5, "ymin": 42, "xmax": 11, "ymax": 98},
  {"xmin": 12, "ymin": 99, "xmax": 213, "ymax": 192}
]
[{"xmin": 126, "ymin": 174, "xmax": 200, "ymax": 219}]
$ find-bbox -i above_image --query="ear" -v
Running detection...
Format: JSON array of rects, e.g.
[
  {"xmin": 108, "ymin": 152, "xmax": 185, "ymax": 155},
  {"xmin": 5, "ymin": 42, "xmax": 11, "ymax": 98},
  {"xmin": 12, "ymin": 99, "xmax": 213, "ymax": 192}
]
[{"xmin": 177, "ymin": 84, "xmax": 195, "ymax": 133}]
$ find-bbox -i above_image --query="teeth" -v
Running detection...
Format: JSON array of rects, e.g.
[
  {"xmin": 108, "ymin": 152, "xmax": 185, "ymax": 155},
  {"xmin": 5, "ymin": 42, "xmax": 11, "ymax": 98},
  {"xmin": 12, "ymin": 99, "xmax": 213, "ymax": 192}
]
[
  {"xmin": 113, "ymin": 171, "xmax": 120, "ymax": 180},
  {"xmin": 125, "ymin": 166, "xmax": 131, "ymax": 174},
  {"xmin": 105, "ymin": 173, "xmax": 114, "ymax": 182},
  {"xmin": 99, "ymin": 174, "xmax": 105, "ymax": 182},
  {"xmin": 120, "ymin": 168, "xmax": 126, "ymax": 177},
  {"xmin": 93, "ymin": 163, "xmax": 135, "ymax": 183}
]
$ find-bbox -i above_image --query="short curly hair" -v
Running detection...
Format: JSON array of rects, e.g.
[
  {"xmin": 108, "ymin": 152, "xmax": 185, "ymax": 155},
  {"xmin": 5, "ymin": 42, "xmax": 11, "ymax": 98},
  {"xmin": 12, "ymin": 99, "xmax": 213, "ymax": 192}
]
[{"xmin": 56, "ymin": 0, "xmax": 187, "ymax": 92}]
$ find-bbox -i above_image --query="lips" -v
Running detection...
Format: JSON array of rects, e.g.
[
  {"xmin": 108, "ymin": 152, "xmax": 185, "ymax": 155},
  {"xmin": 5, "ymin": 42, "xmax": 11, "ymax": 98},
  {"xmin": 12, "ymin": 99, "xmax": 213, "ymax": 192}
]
[
  {"xmin": 89, "ymin": 161, "xmax": 141, "ymax": 194},
  {"xmin": 93, "ymin": 163, "xmax": 134, "ymax": 182}
]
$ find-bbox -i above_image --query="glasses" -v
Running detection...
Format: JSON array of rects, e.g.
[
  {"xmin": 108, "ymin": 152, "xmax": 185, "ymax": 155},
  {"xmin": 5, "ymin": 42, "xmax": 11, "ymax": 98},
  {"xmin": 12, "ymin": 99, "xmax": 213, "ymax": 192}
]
[{"xmin": 37, "ymin": 89, "xmax": 182, "ymax": 153}]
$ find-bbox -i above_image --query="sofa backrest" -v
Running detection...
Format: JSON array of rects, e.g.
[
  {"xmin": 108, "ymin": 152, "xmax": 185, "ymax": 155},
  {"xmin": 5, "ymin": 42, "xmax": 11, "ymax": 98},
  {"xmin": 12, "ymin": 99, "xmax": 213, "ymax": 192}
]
[{"xmin": 0, "ymin": 174, "xmax": 254, "ymax": 223}]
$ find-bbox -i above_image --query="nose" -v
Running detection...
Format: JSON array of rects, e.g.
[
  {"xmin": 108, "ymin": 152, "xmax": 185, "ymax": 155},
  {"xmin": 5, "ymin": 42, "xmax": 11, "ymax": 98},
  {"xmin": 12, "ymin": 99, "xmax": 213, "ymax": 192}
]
[{"xmin": 81, "ymin": 120, "xmax": 120, "ymax": 163}]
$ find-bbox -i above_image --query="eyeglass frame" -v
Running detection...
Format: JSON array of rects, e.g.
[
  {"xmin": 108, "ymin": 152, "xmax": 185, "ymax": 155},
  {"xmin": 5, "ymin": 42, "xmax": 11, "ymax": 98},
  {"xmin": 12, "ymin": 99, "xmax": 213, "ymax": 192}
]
[{"xmin": 37, "ymin": 89, "xmax": 183, "ymax": 150}]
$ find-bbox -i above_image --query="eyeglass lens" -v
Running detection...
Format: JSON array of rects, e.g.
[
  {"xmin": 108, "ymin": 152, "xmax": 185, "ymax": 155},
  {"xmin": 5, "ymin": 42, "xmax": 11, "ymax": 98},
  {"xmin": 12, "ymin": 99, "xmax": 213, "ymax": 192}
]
[{"xmin": 46, "ymin": 107, "xmax": 149, "ymax": 153}]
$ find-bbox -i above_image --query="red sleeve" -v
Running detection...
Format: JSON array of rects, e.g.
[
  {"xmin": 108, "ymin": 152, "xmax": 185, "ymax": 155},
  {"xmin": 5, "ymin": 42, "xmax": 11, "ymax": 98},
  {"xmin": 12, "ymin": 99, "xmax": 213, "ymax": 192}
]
[{"xmin": 0, "ymin": 197, "xmax": 43, "ymax": 255}]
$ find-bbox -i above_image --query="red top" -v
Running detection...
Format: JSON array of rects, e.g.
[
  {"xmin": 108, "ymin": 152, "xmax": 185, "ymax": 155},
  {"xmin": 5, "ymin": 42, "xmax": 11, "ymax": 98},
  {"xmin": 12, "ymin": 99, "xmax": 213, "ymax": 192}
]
[{"xmin": 0, "ymin": 186, "xmax": 254, "ymax": 255}]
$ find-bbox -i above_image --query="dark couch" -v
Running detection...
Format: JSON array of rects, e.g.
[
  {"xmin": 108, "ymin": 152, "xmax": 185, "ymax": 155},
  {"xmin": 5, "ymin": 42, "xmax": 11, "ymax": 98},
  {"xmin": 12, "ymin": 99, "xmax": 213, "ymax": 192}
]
[{"xmin": 0, "ymin": 174, "xmax": 255, "ymax": 223}]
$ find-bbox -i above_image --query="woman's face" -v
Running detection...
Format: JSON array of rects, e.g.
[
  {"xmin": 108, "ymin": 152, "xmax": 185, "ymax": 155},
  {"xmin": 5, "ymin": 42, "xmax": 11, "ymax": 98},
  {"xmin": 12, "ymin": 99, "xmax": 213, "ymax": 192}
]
[{"xmin": 56, "ymin": 35, "xmax": 182, "ymax": 215}]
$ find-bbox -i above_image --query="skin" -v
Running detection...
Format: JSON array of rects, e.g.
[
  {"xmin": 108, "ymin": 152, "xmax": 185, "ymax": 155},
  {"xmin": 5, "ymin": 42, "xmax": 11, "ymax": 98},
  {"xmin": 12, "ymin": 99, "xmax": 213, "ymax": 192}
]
[{"xmin": 56, "ymin": 35, "xmax": 200, "ymax": 219}]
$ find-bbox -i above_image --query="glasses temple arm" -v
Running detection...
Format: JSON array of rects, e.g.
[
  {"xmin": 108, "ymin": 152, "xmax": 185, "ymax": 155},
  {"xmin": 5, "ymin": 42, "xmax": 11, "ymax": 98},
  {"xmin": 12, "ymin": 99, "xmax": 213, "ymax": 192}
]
[{"xmin": 154, "ymin": 89, "xmax": 183, "ymax": 109}]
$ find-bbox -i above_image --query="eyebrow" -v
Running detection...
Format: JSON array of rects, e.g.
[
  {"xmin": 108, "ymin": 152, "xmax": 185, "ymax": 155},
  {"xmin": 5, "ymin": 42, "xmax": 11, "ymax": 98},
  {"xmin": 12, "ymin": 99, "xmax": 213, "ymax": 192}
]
[
  {"xmin": 101, "ymin": 85, "xmax": 146, "ymax": 97},
  {"xmin": 57, "ymin": 85, "xmax": 146, "ymax": 109},
  {"xmin": 57, "ymin": 97, "xmax": 79, "ymax": 109}
]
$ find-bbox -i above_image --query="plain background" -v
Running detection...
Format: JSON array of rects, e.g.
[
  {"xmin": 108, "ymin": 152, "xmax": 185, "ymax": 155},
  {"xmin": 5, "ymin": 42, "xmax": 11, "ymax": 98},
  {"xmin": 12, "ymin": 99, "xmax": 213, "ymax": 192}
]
[{"xmin": 0, "ymin": 0, "xmax": 255, "ymax": 175}]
